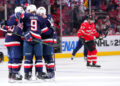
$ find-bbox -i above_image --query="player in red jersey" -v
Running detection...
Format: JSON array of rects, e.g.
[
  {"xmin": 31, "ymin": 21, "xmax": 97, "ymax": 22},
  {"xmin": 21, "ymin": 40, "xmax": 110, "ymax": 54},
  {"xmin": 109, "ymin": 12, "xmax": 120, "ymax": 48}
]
[{"xmin": 77, "ymin": 16, "xmax": 101, "ymax": 67}]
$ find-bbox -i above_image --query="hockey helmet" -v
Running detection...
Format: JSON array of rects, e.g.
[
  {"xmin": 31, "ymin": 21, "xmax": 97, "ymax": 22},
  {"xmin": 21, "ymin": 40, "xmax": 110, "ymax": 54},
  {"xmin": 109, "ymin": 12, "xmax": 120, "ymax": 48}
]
[
  {"xmin": 37, "ymin": 6, "xmax": 46, "ymax": 15},
  {"xmin": 14, "ymin": 6, "xmax": 25, "ymax": 14},
  {"xmin": 88, "ymin": 15, "xmax": 94, "ymax": 20},
  {"xmin": 26, "ymin": 4, "xmax": 37, "ymax": 13}
]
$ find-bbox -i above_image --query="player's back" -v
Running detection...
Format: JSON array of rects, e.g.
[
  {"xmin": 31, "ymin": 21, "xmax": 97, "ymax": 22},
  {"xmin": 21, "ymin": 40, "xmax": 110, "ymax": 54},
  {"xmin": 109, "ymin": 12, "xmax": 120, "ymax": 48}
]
[{"xmin": 23, "ymin": 13, "xmax": 46, "ymax": 39}]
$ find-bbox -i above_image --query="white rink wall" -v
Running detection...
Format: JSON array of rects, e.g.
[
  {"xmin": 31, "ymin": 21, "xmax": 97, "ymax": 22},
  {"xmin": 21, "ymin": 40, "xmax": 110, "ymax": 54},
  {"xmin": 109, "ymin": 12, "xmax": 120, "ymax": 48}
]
[{"xmin": 0, "ymin": 35, "xmax": 120, "ymax": 61}]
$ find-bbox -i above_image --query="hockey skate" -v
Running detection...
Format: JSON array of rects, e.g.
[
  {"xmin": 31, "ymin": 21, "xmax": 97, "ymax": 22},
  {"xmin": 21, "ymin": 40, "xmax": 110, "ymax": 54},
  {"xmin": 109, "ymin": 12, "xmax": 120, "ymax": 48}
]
[
  {"xmin": 46, "ymin": 72, "xmax": 55, "ymax": 79},
  {"xmin": 86, "ymin": 62, "xmax": 101, "ymax": 68},
  {"xmin": 86, "ymin": 62, "xmax": 92, "ymax": 67},
  {"xmin": 24, "ymin": 72, "xmax": 32, "ymax": 80},
  {"xmin": 8, "ymin": 72, "xmax": 13, "ymax": 83},
  {"xmin": 84, "ymin": 57, "xmax": 87, "ymax": 61},
  {"xmin": 71, "ymin": 55, "xmax": 75, "ymax": 60},
  {"xmin": 12, "ymin": 73, "xmax": 22, "ymax": 80},
  {"xmin": 8, "ymin": 72, "xmax": 23, "ymax": 83},
  {"xmin": 8, "ymin": 72, "xmax": 12, "ymax": 79},
  {"xmin": 91, "ymin": 63, "xmax": 101, "ymax": 68},
  {"xmin": 35, "ymin": 72, "xmax": 47, "ymax": 80}
]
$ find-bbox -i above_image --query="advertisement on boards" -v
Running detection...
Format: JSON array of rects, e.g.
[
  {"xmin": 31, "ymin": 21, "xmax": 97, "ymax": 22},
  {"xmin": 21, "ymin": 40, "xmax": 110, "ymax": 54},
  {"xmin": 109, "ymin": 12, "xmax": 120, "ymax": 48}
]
[{"xmin": 62, "ymin": 35, "xmax": 120, "ymax": 53}]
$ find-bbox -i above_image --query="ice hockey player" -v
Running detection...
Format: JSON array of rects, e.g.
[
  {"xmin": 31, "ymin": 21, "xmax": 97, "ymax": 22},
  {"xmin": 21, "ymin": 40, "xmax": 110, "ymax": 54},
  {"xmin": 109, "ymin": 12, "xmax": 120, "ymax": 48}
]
[
  {"xmin": 37, "ymin": 6, "xmax": 57, "ymax": 79},
  {"xmin": 16, "ymin": 4, "xmax": 49, "ymax": 80},
  {"xmin": 77, "ymin": 15, "xmax": 101, "ymax": 67},
  {"xmin": 0, "ymin": 6, "xmax": 24, "ymax": 81},
  {"xmin": 71, "ymin": 16, "xmax": 89, "ymax": 60}
]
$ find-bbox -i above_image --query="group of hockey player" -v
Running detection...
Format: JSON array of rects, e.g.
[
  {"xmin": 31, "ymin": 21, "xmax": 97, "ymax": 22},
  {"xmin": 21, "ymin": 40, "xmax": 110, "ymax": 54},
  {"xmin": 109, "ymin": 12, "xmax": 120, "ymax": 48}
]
[{"xmin": 0, "ymin": 4, "xmax": 57, "ymax": 82}]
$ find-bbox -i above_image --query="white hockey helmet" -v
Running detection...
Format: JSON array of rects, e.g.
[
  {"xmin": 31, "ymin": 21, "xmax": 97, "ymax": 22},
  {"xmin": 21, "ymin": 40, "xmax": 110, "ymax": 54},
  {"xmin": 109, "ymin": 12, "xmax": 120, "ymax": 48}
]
[
  {"xmin": 26, "ymin": 5, "xmax": 31, "ymax": 13},
  {"xmin": 37, "ymin": 6, "xmax": 46, "ymax": 15},
  {"xmin": 14, "ymin": 6, "xmax": 25, "ymax": 14},
  {"xmin": 26, "ymin": 4, "xmax": 37, "ymax": 13}
]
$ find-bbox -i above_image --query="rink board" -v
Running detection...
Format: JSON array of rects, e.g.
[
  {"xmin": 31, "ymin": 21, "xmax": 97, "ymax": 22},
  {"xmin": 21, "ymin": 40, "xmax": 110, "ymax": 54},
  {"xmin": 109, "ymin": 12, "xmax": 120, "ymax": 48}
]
[{"xmin": 0, "ymin": 35, "xmax": 120, "ymax": 61}]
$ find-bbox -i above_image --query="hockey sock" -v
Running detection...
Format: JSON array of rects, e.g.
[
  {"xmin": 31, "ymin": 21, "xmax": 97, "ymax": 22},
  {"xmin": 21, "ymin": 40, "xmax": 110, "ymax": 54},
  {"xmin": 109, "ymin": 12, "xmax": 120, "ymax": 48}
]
[
  {"xmin": 12, "ymin": 58, "xmax": 22, "ymax": 73},
  {"xmin": 8, "ymin": 58, "xmax": 13, "ymax": 73},
  {"xmin": 24, "ymin": 58, "xmax": 33, "ymax": 73},
  {"xmin": 35, "ymin": 56, "xmax": 43, "ymax": 72},
  {"xmin": 91, "ymin": 49, "xmax": 97, "ymax": 64},
  {"xmin": 43, "ymin": 55, "xmax": 54, "ymax": 72},
  {"xmin": 87, "ymin": 51, "xmax": 92, "ymax": 63}
]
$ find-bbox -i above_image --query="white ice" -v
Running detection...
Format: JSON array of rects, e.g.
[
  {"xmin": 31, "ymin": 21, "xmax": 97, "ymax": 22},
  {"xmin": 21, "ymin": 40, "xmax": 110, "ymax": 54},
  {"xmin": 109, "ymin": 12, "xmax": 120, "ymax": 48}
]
[{"xmin": 0, "ymin": 55, "xmax": 120, "ymax": 86}]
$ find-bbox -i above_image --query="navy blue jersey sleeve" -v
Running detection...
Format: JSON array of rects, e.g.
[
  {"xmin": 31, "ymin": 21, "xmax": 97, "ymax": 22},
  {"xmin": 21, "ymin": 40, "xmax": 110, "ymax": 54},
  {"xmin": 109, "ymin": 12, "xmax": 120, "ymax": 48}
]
[
  {"xmin": 47, "ymin": 14, "xmax": 54, "ymax": 27},
  {"xmin": 7, "ymin": 14, "xmax": 18, "ymax": 26},
  {"xmin": 14, "ymin": 23, "xmax": 23, "ymax": 36},
  {"xmin": 38, "ymin": 16, "xmax": 49, "ymax": 33}
]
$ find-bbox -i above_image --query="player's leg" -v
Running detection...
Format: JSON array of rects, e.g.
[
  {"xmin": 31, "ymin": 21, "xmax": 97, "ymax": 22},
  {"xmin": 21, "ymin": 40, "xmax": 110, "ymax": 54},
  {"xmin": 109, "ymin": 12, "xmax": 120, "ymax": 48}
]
[
  {"xmin": 83, "ymin": 46, "xmax": 88, "ymax": 60},
  {"xmin": 24, "ymin": 41, "xmax": 33, "ymax": 80},
  {"xmin": 11, "ymin": 46, "xmax": 23, "ymax": 80},
  {"xmin": 84, "ymin": 40, "xmax": 95, "ymax": 66},
  {"xmin": 43, "ymin": 44, "xmax": 55, "ymax": 79},
  {"xmin": 7, "ymin": 47, "xmax": 13, "ymax": 80},
  {"xmin": 91, "ymin": 49, "xmax": 101, "ymax": 67},
  {"xmin": 85, "ymin": 40, "xmax": 101, "ymax": 67},
  {"xmin": 34, "ymin": 42, "xmax": 46, "ymax": 79},
  {"xmin": 71, "ymin": 39, "xmax": 83, "ymax": 60}
]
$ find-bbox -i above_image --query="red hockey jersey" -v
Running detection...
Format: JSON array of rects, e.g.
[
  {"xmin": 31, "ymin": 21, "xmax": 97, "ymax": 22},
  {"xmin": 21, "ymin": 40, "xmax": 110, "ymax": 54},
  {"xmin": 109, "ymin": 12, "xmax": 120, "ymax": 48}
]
[{"xmin": 77, "ymin": 21, "xmax": 99, "ymax": 41}]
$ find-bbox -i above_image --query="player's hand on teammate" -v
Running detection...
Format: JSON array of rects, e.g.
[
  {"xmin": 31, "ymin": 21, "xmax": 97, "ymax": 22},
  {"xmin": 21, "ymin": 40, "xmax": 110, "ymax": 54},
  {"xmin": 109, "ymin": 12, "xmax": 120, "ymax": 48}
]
[
  {"xmin": 15, "ymin": 12, "xmax": 24, "ymax": 22},
  {"xmin": 15, "ymin": 12, "xmax": 21, "ymax": 20}
]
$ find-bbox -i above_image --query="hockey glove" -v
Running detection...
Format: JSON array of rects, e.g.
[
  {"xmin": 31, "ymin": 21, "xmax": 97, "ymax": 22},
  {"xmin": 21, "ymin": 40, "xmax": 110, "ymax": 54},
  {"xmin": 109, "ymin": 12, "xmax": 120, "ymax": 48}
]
[
  {"xmin": 24, "ymin": 32, "xmax": 33, "ymax": 42},
  {"xmin": 97, "ymin": 35, "xmax": 103, "ymax": 40},
  {"xmin": 98, "ymin": 36, "xmax": 103, "ymax": 40}
]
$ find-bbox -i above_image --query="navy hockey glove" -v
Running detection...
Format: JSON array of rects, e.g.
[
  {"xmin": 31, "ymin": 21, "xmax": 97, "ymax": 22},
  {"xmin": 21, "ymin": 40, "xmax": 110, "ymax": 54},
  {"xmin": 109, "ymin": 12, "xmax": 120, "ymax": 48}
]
[{"xmin": 24, "ymin": 32, "xmax": 33, "ymax": 42}]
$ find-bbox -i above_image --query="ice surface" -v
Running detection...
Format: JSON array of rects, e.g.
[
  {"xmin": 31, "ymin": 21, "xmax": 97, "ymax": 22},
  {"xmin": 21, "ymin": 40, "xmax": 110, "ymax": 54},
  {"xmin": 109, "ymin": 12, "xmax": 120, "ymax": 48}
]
[{"xmin": 0, "ymin": 55, "xmax": 120, "ymax": 86}]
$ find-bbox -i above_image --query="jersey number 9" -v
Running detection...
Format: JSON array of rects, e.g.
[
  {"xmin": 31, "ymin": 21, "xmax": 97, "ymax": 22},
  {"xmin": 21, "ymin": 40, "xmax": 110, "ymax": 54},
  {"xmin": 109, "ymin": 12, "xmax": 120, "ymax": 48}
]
[{"xmin": 31, "ymin": 20, "xmax": 37, "ymax": 31}]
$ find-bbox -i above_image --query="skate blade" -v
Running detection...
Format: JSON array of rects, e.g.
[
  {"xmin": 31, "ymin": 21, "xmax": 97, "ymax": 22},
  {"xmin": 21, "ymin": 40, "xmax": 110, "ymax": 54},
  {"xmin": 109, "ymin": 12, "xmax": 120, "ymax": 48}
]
[
  {"xmin": 44, "ymin": 78, "xmax": 55, "ymax": 82},
  {"xmin": 87, "ymin": 66, "xmax": 101, "ymax": 69},
  {"xmin": 23, "ymin": 78, "xmax": 36, "ymax": 83},
  {"xmin": 23, "ymin": 77, "xmax": 45, "ymax": 83}
]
